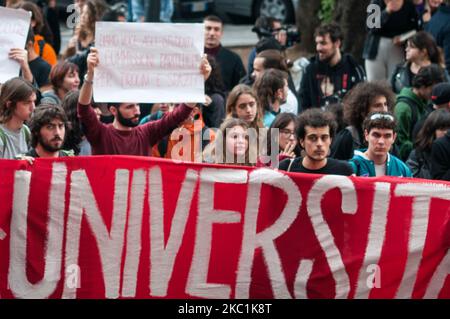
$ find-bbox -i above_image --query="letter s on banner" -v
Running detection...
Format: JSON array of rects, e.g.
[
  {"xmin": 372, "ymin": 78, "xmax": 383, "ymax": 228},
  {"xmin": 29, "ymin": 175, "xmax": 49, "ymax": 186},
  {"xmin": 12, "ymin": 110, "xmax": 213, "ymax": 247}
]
[
  {"xmin": 235, "ymin": 168, "xmax": 301, "ymax": 299},
  {"xmin": 307, "ymin": 175, "xmax": 357, "ymax": 299}
]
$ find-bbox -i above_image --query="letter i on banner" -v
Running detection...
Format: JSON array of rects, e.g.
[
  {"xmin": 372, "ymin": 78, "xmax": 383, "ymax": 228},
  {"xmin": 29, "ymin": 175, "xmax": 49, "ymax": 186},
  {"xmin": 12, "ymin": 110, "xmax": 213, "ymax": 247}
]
[
  {"xmin": 395, "ymin": 183, "xmax": 450, "ymax": 298},
  {"xmin": 149, "ymin": 168, "xmax": 198, "ymax": 297},
  {"xmin": 354, "ymin": 182, "xmax": 391, "ymax": 298}
]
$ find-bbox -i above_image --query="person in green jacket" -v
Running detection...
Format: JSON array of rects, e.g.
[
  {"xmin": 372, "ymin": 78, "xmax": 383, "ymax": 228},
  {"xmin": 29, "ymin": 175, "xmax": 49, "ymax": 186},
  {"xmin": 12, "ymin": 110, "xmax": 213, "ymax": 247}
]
[
  {"xmin": 350, "ymin": 111, "xmax": 412, "ymax": 177},
  {"xmin": 394, "ymin": 64, "xmax": 445, "ymax": 160}
]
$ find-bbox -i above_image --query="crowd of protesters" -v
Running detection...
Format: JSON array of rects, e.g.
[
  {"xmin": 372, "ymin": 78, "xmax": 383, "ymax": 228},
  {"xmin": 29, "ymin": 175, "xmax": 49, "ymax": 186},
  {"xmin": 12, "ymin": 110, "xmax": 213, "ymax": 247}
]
[{"xmin": 1, "ymin": 0, "xmax": 450, "ymax": 182}]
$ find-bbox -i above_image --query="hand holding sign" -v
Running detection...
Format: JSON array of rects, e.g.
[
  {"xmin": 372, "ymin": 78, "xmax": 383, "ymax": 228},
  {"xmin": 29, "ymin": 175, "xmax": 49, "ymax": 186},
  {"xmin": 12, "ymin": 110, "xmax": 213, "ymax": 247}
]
[
  {"xmin": 8, "ymin": 47, "xmax": 33, "ymax": 82},
  {"xmin": 87, "ymin": 47, "xmax": 100, "ymax": 75},
  {"xmin": 200, "ymin": 54, "xmax": 211, "ymax": 81},
  {"xmin": 0, "ymin": 6, "xmax": 31, "ymax": 83},
  {"xmin": 8, "ymin": 48, "xmax": 28, "ymax": 68}
]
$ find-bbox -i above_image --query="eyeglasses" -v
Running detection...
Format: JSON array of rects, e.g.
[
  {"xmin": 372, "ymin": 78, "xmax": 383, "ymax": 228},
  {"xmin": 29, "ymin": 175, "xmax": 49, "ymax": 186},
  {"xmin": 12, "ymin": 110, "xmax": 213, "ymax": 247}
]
[
  {"xmin": 369, "ymin": 113, "xmax": 395, "ymax": 121},
  {"xmin": 280, "ymin": 129, "xmax": 295, "ymax": 136}
]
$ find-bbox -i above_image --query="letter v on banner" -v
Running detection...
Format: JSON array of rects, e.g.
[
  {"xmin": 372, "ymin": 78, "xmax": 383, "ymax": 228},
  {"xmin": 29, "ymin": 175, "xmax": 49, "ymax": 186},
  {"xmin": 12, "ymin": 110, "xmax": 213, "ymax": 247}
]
[{"xmin": 149, "ymin": 168, "xmax": 199, "ymax": 297}]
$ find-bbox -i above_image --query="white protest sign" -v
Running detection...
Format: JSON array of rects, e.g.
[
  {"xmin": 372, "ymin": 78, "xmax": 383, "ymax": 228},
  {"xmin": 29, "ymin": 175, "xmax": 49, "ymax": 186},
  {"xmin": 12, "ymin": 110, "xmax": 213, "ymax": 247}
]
[
  {"xmin": 94, "ymin": 22, "xmax": 205, "ymax": 104},
  {"xmin": 0, "ymin": 7, "xmax": 31, "ymax": 83}
]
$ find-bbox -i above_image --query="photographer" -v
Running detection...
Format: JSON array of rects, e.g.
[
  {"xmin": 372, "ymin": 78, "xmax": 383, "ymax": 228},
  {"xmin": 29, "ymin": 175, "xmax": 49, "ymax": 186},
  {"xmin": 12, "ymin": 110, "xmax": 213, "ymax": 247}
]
[{"xmin": 246, "ymin": 16, "xmax": 287, "ymax": 78}]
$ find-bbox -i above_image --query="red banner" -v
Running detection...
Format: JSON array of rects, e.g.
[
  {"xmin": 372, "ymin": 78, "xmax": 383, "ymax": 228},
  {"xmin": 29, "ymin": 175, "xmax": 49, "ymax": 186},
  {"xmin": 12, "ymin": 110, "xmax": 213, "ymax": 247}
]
[{"xmin": 0, "ymin": 156, "xmax": 448, "ymax": 299}]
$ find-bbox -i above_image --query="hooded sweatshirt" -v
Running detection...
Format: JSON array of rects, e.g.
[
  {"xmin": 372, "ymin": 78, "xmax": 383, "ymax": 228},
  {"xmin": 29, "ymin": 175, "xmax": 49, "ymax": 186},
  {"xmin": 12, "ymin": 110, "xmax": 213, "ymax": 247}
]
[
  {"xmin": 299, "ymin": 53, "xmax": 366, "ymax": 109},
  {"xmin": 394, "ymin": 87, "xmax": 429, "ymax": 160}
]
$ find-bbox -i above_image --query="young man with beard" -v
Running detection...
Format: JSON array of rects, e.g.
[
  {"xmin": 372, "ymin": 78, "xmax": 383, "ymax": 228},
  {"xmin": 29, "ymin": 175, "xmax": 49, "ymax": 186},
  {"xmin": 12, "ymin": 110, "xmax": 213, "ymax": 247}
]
[
  {"xmin": 299, "ymin": 23, "xmax": 366, "ymax": 110},
  {"xmin": 77, "ymin": 48, "xmax": 212, "ymax": 156},
  {"xmin": 349, "ymin": 112, "xmax": 412, "ymax": 177},
  {"xmin": 279, "ymin": 108, "xmax": 354, "ymax": 176},
  {"xmin": 22, "ymin": 104, "xmax": 73, "ymax": 158}
]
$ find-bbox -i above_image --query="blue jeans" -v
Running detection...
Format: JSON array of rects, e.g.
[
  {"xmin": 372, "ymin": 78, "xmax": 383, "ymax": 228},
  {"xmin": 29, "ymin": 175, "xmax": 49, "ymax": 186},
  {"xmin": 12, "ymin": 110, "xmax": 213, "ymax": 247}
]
[{"xmin": 131, "ymin": 0, "xmax": 173, "ymax": 22}]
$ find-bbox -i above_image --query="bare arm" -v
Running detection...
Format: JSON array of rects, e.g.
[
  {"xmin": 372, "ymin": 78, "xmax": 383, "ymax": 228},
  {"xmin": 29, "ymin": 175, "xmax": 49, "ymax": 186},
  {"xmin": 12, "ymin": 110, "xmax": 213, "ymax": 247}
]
[
  {"xmin": 78, "ymin": 47, "xmax": 98, "ymax": 106},
  {"xmin": 186, "ymin": 54, "xmax": 212, "ymax": 108},
  {"xmin": 9, "ymin": 48, "xmax": 33, "ymax": 82}
]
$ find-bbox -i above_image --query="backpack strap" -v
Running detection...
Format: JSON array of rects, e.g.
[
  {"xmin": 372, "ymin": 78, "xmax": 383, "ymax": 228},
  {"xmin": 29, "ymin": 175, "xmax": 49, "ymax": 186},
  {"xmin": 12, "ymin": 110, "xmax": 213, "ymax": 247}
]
[
  {"xmin": 396, "ymin": 95, "xmax": 419, "ymax": 138},
  {"xmin": 22, "ymin": 125, "xmax": 31, "ymax": 146},
  {"xmin": 60, "ymin": 149, "xmax": 75, "ymax": 157},
  {"xmin": 287, "ymin": 158, "xmax": 295, "ymax": 172},
  {"xmin": 345, "ymin": 125, "xmax": 363, "ymax": 149},
  {"xmin": 38, "ymin": 39, "xmax": 45, "ymax": 58},
  {"xmin": 0, "ymin": 127, "xmax": 7, "ymax": 155}
]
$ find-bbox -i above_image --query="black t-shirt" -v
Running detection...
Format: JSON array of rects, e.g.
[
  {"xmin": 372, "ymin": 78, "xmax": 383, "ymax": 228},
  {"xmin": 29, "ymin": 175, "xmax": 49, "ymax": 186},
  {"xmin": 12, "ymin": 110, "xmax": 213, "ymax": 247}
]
[
  {"xmin": 29, "ymin": 57, "xmax": 51, "ymax": 88},
  {"xmin": 279, "ymin": 157, "xmax": 354, "ymax": 176}
]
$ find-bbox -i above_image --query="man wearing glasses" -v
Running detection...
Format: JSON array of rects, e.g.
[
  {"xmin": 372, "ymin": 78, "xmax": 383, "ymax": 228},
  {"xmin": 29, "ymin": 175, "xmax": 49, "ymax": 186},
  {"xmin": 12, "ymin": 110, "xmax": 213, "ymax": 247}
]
[{"xmin": 349, "ymin": 111, "xmax": 412, "ymax": 177}]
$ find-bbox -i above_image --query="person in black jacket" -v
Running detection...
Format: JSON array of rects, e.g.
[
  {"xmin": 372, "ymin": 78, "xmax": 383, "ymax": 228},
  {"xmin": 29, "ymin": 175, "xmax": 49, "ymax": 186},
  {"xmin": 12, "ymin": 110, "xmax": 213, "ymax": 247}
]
[
  {"xmin": 426, "ymin": 0, "xmax": 450, "ymax": 73},
  {"xmin": 203, "ymin": 55, "xmax": 226, "ymax": 129},
  {"xmin": 430, "ymin": 129, "xmax": 450, "ymax": 180},
  {"xmin": 203, "ymin": 15, "xmax": 246, "ymax": 93},
  {"xmin": 363, "ymin": 0, "xmax": 419, "ymax": 82},
  {"xmin": 407, "ymin": 109, "xmax": 450, "ymax": 179},
  {"xmin": 299, "ymin": 23, "xmax": 366, "ymax": 110},
  {"xmin": 390, "ymin": 30, "xmax": 449, "ymax": 94}
]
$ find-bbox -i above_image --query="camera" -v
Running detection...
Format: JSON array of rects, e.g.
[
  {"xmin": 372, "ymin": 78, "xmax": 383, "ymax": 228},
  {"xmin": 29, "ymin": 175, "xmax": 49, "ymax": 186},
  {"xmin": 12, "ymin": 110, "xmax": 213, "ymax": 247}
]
[
  {"xmin": 285, "ymin": 25, "xmax": 301, "ymax": 48},
  {"xmin": 251, "ymin": 24, "xmax": 300, "ymax": 49}
]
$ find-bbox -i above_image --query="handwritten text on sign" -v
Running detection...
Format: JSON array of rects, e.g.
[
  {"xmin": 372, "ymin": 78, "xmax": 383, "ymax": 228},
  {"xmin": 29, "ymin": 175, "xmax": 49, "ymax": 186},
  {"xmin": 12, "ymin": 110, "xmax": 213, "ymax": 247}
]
[
  {"xmin": 0, "ymin": 7, "xmax": 31, "ymax": 83},
  {"xmin": 94, "ymin": 22, "xmax": 205, "ymax": 104}
]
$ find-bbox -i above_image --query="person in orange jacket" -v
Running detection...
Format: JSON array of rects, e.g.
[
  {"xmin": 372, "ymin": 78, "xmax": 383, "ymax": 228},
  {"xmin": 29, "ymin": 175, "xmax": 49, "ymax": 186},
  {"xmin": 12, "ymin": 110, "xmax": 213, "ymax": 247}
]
[
  {"xmin": 165, "ymin": 105, "xmax": 215, "ymax": 163},
  {"xmin": 33, "ymin": 34, "xmax": 57, "ymax": 66},
  {"xmin": 14, "ymin": 1, "xmax": 58, "ymax": 66}
]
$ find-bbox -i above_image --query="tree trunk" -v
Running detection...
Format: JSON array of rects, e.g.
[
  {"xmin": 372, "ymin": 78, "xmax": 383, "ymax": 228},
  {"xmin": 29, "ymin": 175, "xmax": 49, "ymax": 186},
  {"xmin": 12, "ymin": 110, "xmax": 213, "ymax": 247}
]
[
  {"xmin": 296, "ymin": 0, "xmax": 322, "ymax": 54},
  {"xmin": 333, "ymin": 0, "xmax": 371, "ymax": 64}
]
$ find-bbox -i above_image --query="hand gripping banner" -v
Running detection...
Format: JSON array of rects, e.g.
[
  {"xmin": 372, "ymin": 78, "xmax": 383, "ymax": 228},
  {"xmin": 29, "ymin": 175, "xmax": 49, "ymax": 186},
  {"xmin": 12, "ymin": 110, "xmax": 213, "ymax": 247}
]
[{"xmin": 0, "ymin": 156, "xmax": 448, "ymax": 299}]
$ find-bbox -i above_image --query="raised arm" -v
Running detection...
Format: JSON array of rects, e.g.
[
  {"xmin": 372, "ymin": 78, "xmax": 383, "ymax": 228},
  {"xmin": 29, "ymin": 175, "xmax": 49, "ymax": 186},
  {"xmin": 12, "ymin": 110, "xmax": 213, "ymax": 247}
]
[
  {"xmin": 185, "ymin": 54, "xmax": 212, "ymax": 108},
  {"xmin": 9, "ymin": 48, "xmax": 33, "ymax": 83},
  {"xmin": 79, "ymin": 47, "xmax": 99, "ymax": 106}
]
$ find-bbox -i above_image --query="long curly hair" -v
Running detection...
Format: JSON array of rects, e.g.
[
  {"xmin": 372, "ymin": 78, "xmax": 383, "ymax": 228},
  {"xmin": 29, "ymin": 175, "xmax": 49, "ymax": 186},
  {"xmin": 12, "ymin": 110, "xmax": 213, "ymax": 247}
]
[{"xmin": 343, "ymin": 81, "xmax": 396, "ymax": 130}]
